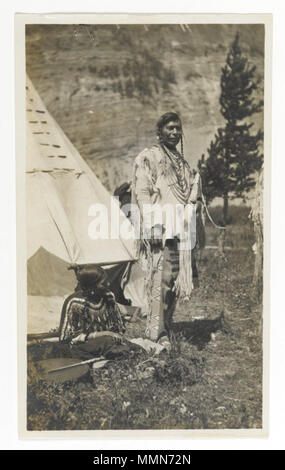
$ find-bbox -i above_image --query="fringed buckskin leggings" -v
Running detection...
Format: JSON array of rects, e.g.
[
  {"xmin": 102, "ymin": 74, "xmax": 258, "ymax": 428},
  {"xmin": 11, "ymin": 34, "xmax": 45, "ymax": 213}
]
[{"xmin": 146, "ymin": 239, "xmax": 180, "ymax": 341}]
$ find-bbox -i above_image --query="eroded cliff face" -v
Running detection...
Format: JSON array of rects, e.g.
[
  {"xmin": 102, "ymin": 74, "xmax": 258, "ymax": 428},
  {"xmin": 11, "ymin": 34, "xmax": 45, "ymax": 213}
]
[{"xmin": 26, "ymin": 24, "xmax": 264, "ymax": 193}]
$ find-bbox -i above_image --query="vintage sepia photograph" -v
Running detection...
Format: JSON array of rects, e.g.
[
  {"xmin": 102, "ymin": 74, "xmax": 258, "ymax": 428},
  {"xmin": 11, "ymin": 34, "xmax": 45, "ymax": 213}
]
[{"xmin": 16, "ymin": 14, "xmax": 271, "ymax": 436}]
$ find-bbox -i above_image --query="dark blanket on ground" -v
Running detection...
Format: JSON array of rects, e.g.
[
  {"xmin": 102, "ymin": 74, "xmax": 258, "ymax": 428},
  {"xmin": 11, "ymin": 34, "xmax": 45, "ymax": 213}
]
[
  {"xmin": 28, "ymin": 334, "xmax": 144, "ymax": 364},
  {"xmin": 71, "ymin": 335, "xmax": 142, "ymax": 360}
]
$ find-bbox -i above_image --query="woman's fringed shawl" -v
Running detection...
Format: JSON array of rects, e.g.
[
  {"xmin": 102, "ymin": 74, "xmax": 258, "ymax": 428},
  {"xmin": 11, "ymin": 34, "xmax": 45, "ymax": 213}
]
[{"xmin": 131, "ymin": 145, "xmax": 202, "ymax": 303}]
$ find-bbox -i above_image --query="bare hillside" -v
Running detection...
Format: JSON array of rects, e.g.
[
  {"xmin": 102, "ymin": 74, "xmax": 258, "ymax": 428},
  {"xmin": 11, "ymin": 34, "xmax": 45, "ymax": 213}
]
[{"xmin": 26, "ymin": 24, "xmax": 264, "ymax": 192}]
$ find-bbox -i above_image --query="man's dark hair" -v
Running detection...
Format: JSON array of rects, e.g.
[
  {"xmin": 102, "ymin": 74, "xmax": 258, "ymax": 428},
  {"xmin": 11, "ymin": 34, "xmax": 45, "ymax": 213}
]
[{"xmin": 156, "ymin": 112, "xmax": 181, "ymax": 136}]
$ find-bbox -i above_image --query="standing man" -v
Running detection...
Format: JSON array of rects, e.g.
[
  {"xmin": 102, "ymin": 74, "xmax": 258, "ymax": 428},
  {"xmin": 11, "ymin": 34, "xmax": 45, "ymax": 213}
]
[{"xmin": 131, "ymin": 112, "xmax": 202, "ymax": 341}]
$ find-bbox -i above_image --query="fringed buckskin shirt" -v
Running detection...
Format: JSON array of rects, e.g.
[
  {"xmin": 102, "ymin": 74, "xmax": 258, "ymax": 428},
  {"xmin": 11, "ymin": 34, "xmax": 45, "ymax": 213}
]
[{"xmin": 131, "ymin": 144, "xmax": 202, "ymax": 300}]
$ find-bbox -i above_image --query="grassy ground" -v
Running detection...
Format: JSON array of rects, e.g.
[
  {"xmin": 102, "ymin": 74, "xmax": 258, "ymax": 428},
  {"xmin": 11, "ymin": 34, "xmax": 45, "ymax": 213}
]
[{"xmin": 27, "ymin": 206, "xmax": 263, "ymax": 430}]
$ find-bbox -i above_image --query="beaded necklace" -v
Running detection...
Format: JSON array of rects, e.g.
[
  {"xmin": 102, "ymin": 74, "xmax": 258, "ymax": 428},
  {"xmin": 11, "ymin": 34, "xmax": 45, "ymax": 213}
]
[{"xmin": 160, "ymin": 144, "xmax": 191, "ymax": 205}]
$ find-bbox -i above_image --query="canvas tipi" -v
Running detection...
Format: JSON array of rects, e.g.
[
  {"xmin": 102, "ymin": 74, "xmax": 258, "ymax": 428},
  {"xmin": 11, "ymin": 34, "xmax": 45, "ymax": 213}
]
[{"xmin": 26, "ymin": 76, "xmax": 136, "ymax": 331}]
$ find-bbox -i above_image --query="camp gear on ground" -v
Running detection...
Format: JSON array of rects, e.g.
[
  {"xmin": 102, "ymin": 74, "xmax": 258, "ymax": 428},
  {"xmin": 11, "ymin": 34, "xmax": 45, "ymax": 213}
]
[
  {"xmin": 37, "ymin": 357, "xmax": 90, "ymax": 383},
  {"xmin": 36, "ymin": 356, "xmax": 107, "ymax": 383},
  {"xmin": 129, "ymin": 337, "xmax": 166, "ymax": 355},
  {"xmin": 157, "ymin": 335, "xmax": 171, "ymax": 350},
  {"xmin": 92, "ymin": 360, "xmax": 110, "ymax": 370},
  {"xmin": 47, "ymin": 356, "xmax": 105, "ymax": 373}
]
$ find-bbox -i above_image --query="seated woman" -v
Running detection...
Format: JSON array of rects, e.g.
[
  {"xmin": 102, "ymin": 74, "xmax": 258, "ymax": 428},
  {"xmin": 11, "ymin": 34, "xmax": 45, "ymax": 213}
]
[{"xmin": 59, "ymin": 265, "xmax": 126, "ymax": 343}]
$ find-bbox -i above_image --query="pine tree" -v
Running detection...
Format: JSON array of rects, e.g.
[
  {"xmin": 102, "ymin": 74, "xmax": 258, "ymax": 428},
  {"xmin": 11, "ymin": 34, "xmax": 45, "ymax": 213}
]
[{"xmin": 198, "ymin": 32, "xmax": 263, "ymax": 225}]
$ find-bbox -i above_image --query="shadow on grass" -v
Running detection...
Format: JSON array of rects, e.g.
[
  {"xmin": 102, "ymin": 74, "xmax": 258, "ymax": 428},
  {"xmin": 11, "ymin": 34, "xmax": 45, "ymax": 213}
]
[{"xmin": 170, "ymin": 314, "xmax": 227, "ymax": 350}]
